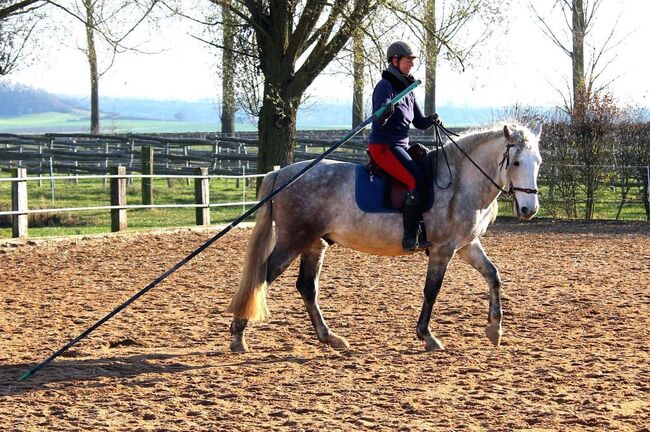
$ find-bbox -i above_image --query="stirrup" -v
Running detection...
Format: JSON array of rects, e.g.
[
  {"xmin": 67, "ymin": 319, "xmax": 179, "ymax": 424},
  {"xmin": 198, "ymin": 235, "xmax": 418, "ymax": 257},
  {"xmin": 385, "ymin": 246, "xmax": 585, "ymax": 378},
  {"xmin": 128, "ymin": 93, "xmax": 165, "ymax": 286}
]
[{"xmin": 416, "ymin": 222, "xmax": 432, "ymax": 250}]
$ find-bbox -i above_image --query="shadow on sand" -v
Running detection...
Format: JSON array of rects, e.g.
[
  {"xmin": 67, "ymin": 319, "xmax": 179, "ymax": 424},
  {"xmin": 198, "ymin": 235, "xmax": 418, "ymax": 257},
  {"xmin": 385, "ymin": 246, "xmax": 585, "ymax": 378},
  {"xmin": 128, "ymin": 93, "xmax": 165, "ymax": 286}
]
[{"xmin": 0, "ymin": 351, "xmax": 209, "ymax": 396}]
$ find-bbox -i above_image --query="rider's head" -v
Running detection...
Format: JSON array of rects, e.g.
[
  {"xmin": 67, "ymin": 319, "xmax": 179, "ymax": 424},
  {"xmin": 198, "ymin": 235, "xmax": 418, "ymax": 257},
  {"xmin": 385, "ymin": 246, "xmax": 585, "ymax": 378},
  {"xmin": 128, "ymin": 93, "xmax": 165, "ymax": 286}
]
[{"xmin": 386, "ymin": 41, "xmax": 417, "ymax": 75}]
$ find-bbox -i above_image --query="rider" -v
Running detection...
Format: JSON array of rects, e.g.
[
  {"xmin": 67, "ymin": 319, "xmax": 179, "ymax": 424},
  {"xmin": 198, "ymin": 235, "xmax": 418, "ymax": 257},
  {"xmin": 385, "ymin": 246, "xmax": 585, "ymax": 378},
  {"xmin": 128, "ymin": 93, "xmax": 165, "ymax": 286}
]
[{"xmin": 368, "ymin": 40, "xmax": 442, "ymax": 251}]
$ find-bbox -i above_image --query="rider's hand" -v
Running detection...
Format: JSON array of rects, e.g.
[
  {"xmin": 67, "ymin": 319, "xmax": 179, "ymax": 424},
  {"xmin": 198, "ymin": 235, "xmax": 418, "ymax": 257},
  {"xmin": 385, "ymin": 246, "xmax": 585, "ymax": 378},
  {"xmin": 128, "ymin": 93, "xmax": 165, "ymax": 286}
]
[
  {"xmin": 376, "ymin": 103, "xmax": 394, "ymax": 123},
  {"xmin": 429, "ymin": 113, "xmax": 443, "ymax": 126}
]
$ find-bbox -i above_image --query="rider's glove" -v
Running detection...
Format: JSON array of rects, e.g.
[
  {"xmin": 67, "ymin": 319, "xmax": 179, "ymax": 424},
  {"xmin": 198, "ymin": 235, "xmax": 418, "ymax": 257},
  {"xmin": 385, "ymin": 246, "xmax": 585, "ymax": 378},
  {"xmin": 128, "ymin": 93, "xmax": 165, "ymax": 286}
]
[{"xmin": 429, "ymin": 113, "xmax": 443, "ymax": 127}]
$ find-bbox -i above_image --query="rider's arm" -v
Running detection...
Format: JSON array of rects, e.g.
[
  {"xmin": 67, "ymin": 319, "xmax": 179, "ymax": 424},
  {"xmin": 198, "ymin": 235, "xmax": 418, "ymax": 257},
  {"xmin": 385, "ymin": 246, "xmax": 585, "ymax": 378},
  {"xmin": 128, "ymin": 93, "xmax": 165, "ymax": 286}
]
[
  {"xmin": 412, "ymin": 99, "xmax": 438, "ymax": 130},
  {"xmin": 372, "ymin": 80, "xmax": 396, "ymax": 128}
]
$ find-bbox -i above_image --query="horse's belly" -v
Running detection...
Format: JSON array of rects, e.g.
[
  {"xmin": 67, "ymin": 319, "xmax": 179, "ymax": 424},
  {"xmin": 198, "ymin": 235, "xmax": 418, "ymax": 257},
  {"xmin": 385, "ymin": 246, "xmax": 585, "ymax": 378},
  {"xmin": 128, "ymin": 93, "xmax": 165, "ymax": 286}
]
[{"xmin": 327, "ymin": 213, "xmax": 406, "ymax": 256}]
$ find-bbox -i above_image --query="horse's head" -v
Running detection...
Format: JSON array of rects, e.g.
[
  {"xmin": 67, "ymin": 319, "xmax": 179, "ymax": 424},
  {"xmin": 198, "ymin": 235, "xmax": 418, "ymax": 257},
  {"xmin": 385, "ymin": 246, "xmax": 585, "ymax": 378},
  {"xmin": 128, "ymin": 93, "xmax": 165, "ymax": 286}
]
[{"xmin": 501, "ymin": 123, "xmax": 543, "ymax": 220}]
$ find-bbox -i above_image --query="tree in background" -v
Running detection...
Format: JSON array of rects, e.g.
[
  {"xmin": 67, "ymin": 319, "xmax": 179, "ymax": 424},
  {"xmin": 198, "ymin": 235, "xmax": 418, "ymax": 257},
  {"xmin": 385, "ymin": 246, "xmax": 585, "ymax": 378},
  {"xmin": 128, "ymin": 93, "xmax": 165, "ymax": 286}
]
[
  {"xmin": 57, "ymin": 0, "xmax": 165, "ymax": 134},
  {"xmin": 207, "ymin": 0, "xmax": 372, "ymax": 175},
  {"xmin": 529, "ymin": 0, "xmax": 625, "ymax": 114},
  {"xmin": 613, "ymin": 113, "xmax": 650, "ymax": 219},
  {"xmin": 219, "ymin": 2, "xmax": 235, "ymax": 136},
  {"xmin": 194, "ymin": 2, "xmax": 255, "ymax": 134},
  {"xmin": 0, "ymin": 0, "xmax": 47, "ymax": 76}
]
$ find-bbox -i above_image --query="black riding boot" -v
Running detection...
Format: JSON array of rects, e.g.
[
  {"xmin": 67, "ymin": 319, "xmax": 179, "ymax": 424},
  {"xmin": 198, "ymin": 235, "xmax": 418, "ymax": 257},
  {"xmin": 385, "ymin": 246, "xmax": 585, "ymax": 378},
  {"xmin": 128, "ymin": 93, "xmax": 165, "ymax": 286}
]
[{"xmin": 402, "ymin": 190, "xmax": 422, "ymax": 251}]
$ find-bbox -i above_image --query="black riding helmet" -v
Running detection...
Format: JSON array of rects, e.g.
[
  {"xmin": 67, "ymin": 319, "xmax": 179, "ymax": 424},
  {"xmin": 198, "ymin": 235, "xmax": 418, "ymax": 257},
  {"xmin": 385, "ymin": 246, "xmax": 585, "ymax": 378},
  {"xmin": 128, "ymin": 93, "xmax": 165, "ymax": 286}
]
[{"xmin": 386, "ymin": 41, "xmax": 417, "ymax": 62}]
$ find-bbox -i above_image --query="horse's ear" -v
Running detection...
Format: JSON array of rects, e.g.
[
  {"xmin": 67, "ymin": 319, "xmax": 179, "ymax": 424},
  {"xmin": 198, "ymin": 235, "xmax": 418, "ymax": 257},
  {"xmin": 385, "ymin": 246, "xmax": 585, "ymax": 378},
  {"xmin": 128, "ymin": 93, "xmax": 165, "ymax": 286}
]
[
  {"xmin": 531, "ymin": 122, "xmax": 543, "ymax": 138},
  {"xmin": 503, "ymin": 125, "xmax": 511, "ymax": 141}
]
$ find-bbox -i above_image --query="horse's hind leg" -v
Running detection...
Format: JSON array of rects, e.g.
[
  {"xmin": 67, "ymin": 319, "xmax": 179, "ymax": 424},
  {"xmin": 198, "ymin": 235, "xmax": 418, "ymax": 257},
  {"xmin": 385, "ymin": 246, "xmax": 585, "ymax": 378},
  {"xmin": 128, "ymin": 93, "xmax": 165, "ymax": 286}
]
[
  {"xmin": 297, "ymin": 239, "xmax": 350, "ymax": 350},
  {"xmin": 458, "ymin": 240, "xmax": 502, "ymax": 346},
  {"xmin": 230, "ymin": 243, "xmax": 301, "ymax": 352}
]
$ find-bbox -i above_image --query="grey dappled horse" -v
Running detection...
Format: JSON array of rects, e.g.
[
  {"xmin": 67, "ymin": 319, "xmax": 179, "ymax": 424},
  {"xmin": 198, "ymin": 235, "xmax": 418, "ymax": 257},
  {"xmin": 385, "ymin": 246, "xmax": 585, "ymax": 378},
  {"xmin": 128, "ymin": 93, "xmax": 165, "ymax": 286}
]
[{"xmin": 228, "ymin": 123, "xmax": 543, "ymax": 352}]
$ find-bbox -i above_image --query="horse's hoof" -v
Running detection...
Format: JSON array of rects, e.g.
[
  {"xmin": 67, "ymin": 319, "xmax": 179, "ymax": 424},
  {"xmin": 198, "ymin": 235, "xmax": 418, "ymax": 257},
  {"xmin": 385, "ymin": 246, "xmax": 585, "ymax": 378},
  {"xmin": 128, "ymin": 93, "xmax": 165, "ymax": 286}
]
[
  {"xmin": 230, "ymin": 337, "xmax": 249, "ymax": 353},
  {"xmin": 485, "ymin": 324, "xmax": 502, "ymax": 346},
  {"xmin": 327, "ymin": 333, "xmax": 350, "ymax": 350},
  {"xmin": 424, "ymin": 336, "xmax": 445, "ymax": 352}
]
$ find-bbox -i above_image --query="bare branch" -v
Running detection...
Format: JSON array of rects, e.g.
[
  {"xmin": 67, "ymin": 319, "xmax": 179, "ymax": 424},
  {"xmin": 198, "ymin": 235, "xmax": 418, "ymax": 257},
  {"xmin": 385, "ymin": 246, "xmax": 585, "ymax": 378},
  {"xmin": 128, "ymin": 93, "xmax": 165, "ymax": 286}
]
[{"xmin": 190, "ymin": 33, "xmax": 258, "ymax": 59}]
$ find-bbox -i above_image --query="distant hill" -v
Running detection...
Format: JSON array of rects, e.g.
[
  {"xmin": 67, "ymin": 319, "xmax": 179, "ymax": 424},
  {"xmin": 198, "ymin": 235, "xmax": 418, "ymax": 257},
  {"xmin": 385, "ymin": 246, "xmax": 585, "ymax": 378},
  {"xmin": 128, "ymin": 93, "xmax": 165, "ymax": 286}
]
[{"xmin": 0, "ymin": 84, "xmax": 78, "ymax": 116}]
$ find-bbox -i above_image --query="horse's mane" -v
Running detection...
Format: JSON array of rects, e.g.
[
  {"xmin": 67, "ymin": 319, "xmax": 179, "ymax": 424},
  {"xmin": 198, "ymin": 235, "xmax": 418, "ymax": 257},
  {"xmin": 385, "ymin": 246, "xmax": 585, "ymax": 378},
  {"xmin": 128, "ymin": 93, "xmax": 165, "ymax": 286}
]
[{"xmin": 441, "ymin": 123, "xmax": 535, "ymax": 166}]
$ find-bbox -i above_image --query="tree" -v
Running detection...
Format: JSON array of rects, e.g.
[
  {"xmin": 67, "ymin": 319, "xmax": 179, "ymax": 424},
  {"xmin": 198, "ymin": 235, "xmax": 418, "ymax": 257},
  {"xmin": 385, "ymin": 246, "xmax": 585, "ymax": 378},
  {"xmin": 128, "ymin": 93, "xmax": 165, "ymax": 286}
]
[
  {"xmin": 351, "ymin": 27, "xmax": 365, "ymax": 126},
  {"xmin": 572, "ymin": 89, "xmax": 619, "ymax": 219},
  {"xmin": 208, "ymin": 0, "xmax": 372, "ymax": 175},
  {"xmin": 0, "ymin": 0, "xmax": 47, "ymax": 76},
  {"xmin": 220, "ymin": 2, "xmax": 236, "ymax": 135},
  {"xmin": 39, "ymin": 1, "xmax": 165, "ymax": 133},
  {"xmin": 191, "ymin": 3, "xmax": 260, "ymax": 132},
  {"xmin": 530, "ymin": 0, "xmax": 624, "ymax": 114}
]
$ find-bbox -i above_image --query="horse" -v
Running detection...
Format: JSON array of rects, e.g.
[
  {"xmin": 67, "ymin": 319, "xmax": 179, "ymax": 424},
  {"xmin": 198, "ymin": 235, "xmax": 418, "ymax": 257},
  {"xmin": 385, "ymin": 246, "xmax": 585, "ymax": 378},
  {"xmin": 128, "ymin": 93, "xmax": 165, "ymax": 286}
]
[{"xmin": 227, "ymin": 122, "xmax": 543, "ymax": 352}]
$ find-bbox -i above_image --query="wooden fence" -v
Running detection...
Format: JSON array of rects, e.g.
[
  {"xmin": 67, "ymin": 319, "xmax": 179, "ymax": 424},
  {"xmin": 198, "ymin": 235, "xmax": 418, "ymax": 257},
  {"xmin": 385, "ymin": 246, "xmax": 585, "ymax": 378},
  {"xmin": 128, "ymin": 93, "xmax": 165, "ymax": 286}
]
[
  {"xmin": 0, "ymin": 167, "xmax": 266, "ymax": 238},
  {"xmin": 0, "ymin": 132, "xmax": 369, "ymax": 177}
]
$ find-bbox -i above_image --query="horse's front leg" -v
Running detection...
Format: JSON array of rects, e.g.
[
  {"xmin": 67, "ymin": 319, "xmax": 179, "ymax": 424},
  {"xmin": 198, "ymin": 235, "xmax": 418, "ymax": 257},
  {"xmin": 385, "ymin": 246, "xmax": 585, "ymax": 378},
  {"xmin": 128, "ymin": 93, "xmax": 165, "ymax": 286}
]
[
  {"xmin": 416, "ymin": 248, "xmax": 454, "ymax": 351},
  {"xmin": 458, "ymin": 239, "xmax": 502, "ymax": 346}
]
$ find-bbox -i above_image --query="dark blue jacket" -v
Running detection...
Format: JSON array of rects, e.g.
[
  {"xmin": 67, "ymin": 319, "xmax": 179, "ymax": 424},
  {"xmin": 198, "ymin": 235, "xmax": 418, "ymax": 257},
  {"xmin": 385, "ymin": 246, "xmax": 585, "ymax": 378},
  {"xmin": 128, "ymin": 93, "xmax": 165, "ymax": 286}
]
[{"xmin": 368, "ymin": 67, "xmax": 434, "ymax": 147}]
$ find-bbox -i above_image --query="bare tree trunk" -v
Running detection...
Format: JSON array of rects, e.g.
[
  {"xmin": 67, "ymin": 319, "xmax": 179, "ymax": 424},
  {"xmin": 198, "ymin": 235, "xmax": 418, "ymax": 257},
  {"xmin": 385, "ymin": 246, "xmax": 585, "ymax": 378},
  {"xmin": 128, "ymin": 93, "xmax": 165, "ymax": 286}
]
[
  {"xmin": 84, "ymin": 0, "xmax": 99, "ymax": 134},
  {"xmin": 572, "ymin": 0, "xmax": 586, "ymax": 111},
  {"xmin": 352, "ymin": 27, "xmax": 364, "ymax": 127},
  {"xmin": 257, "ymin": 82, "xmax": 298, "ymax": 175},
  {"xmin": 221, "ymin": 4, "xmax": 236, "ymax": 136},
  {"xmin": 424, "ymin": 0, "xmax": 437, "ymax": 116}
]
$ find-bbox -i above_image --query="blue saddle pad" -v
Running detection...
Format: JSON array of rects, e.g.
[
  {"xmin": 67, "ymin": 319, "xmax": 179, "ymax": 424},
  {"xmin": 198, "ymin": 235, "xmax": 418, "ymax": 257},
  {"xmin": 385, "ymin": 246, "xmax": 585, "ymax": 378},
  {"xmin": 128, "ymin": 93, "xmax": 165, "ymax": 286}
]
[{"xmin": 355, "ymin": 165, "xmax": 400, "ymax": 214}]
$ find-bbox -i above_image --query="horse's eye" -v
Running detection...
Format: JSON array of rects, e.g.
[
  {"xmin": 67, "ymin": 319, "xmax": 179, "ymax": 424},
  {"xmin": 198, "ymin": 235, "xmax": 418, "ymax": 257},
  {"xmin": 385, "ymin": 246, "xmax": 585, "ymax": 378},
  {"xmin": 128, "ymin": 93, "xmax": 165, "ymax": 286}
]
[{"xmin": 513, "ymin": 161, "xmax": 520, "ymax": 167}]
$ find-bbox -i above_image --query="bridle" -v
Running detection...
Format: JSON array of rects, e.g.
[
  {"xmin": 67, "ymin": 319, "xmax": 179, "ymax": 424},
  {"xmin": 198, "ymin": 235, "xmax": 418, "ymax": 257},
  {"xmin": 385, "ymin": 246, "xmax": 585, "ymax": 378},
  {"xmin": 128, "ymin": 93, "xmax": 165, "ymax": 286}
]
[{"xmin": 432, "ymin": 123, "xmax": 539, "ymax": 215}]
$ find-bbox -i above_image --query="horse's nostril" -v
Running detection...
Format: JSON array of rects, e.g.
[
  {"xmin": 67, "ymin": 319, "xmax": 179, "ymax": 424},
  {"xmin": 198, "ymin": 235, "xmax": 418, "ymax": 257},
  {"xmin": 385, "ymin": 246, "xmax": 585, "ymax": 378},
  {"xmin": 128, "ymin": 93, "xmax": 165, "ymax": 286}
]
[{"xmin": 521, "ymin": 206, "xmax": 529, "ymax": 215}]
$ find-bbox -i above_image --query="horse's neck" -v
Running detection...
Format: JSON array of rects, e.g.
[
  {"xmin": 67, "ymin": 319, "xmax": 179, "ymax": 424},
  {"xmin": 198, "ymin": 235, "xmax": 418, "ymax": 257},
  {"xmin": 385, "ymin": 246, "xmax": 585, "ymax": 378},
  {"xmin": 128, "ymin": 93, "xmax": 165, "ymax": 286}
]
[{"xmin": 455, "ymin": 135, "xmax": 507, "ymax": 205}]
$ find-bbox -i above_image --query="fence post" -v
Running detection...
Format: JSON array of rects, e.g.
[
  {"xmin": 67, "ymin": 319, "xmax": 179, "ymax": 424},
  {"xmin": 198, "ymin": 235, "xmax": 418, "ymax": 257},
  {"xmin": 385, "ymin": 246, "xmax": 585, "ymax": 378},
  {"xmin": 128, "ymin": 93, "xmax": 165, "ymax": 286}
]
[
  {"xmin": 49, "ymin": 138, "xmax": 55, "ymax": 203},
  {"xmin": 110, "ymin": 166, "xmax": 127, "ymax": 232},
  {"xmin": 646, "ymin": 165, "xmax": 650, "ymax": 221},
  {"xmin": 11, "ymin": 168, "xmax": 28, "ymax": 238},
  {"xmin": 241, "ymin": 166, "xmax": 246, "ymax": 214},
  {"xmin": 142, "ymin": 146, "xmax": 154, "ymax": 208},
  {"xmin": 103, "ymin": 141, "xmax": 109, "ymax": 189},
  {"xmin": 165, "ymin": 143, "xmax": 173, "ymax": 188},
  {"xmin": 194, "ymin": 167, "xmax": 210, "ymax": 226},
  {"xmin": 184, "ymin": 145, "xmax": 191, "ymax": 185}
]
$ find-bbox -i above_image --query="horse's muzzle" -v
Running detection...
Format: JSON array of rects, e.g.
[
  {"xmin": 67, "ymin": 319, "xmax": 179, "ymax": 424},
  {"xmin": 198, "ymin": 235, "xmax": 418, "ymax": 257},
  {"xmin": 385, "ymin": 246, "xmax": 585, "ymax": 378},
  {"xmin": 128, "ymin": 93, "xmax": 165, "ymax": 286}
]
[{"xmin": 518, "ymin": 205, "xmax": 538, "ymax": 220}]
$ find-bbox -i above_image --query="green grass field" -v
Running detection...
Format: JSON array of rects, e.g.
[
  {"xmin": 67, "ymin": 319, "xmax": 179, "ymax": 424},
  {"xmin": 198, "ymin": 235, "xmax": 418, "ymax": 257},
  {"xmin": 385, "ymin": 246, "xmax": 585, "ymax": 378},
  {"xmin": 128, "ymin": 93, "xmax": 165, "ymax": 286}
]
[
  {"xmin": 0, "ymin": 173, "xmax": 258, "ymax": 238},
  {"xmin": 0, "ymin": 112, "xmax": 261, "ymax": 134},
  {"xmin": 0, "ymin": 112, "xmax": 349, "ymax": 134}
]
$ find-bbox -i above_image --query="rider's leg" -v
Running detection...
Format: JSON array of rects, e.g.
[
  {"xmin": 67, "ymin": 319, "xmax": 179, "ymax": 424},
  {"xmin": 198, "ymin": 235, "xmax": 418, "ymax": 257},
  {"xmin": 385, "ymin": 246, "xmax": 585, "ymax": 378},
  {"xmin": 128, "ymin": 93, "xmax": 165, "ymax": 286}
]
[
  {"xmin": 368, "ymin": 144, "xmax": 421, "ymax": 250},
  {"xmin": 388, "ymin": 146, "xmax": 432, "ymax": 250}
]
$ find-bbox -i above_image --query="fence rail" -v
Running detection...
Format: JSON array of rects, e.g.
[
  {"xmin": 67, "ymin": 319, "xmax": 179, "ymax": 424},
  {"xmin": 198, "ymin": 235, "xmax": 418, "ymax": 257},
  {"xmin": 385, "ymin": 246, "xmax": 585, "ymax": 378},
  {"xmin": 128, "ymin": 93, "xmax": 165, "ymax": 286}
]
[
  {"xmin": 0, "ymin": 168, "xmax": 267, "ymax": 238},
  {"xmin": 0, "ymin": 132, "xmax": 370, "ymax": 177}
]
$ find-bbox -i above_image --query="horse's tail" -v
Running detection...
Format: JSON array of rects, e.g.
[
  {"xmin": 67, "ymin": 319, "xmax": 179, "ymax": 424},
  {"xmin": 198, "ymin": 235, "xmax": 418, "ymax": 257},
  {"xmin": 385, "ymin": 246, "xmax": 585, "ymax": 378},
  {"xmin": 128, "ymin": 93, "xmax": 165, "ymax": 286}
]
[{"xmin": 227, "ymin": 170, "xmax": 278, "ymax": 322}]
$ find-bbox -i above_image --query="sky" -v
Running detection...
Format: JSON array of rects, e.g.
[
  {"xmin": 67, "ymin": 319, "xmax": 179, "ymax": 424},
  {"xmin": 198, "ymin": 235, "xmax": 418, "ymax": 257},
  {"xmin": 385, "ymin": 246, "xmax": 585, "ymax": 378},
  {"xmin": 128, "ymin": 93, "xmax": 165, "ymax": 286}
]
[{"xmin": 3, "ymin": 0, "xmax": 650, "ymax": 110}]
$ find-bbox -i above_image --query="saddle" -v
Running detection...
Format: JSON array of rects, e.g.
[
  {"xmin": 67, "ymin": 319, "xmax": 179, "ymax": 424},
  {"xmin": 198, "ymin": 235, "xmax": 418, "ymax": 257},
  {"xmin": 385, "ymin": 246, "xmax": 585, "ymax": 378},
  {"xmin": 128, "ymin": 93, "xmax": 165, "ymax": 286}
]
[{"xmin": 364, "ymin": 143, "xmax": 432, "ymax": 210}]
